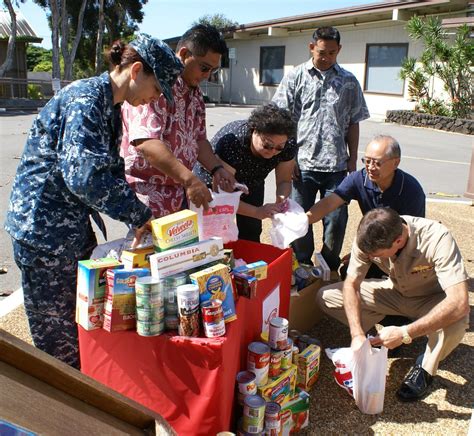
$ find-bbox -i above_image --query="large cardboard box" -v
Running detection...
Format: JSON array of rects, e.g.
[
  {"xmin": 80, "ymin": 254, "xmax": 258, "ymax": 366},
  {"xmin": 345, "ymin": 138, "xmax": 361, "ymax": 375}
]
[{"xmin": 289, "ymin": 281, "xmax": 323, "ymax": 333}]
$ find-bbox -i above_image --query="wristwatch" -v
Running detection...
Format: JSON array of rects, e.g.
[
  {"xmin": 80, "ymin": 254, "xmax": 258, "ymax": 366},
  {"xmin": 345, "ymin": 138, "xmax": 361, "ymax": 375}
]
[{"xmin": 401, "ymin": 325, "xmax": 412, "ymax": 344}]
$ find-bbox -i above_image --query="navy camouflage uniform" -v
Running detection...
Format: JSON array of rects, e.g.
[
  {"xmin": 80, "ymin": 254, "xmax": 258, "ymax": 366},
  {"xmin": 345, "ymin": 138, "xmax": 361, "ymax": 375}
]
[{"xmin": 5, "ymin": 72, "xmax": 152, "ymax": 368}]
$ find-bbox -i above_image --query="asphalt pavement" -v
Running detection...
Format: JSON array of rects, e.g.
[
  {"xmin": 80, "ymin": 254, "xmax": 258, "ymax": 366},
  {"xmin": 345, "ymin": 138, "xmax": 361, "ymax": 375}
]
[{"xmin": 0, "ymin": 106, "xmax": 472, "ymax": 296}]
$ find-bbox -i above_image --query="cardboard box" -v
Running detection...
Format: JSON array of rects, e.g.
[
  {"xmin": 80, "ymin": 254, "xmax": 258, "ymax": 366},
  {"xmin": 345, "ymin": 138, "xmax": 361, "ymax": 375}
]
[
  {"xmin": 121, "ymin": 247, "xmax": 154, "ymax": 269},
  {"xmin": 151, "ymin": 209, "xmax": 198, "ymax": 252},
  {"xmin": 289, "ymin": 281, "xmax": 323, "ymax": 333},
  {"xmin": 189, "ymin": 263, "xmax": 237, "ymax": 323},
  {"xmin": 257, "ymin": 364, "xmax": 297, "ymax": 406},
  {"xmin": 233, "ymin": 260, "xmax": 268, "ymax": 280},
  {"xmin": 76, "ymin": 258, "xmax": 122, "ymax": 330},
  {"xmin": 296, "ymin": 344, "xmax": 321, "ymax": 391},
  {"xmin": 280, "ymin": 389, "xmax": 310, "ymax": 435},
  {"xmin": 103, "ymin": 268, "xmax": 150, "ymax": 332},
  {"xmin": 149, "ymin": 237, "xmax": 224, "ymax": 279},
  {"xmin": 233, "ymin": 271, "xmax": 258, "ymax": 299}
]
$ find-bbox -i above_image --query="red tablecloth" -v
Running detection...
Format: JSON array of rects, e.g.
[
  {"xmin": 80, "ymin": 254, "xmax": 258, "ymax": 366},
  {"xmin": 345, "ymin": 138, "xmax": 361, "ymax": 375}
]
[{"xmin": 79, "ymin": 240, "xmax": 291, "ymax": 435}]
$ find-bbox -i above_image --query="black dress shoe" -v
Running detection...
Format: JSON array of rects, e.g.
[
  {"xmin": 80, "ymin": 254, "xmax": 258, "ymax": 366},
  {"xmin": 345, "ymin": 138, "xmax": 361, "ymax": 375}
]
[{"xmin": 397, "ymin": 364, "xmax": 433, "ymax": 402}]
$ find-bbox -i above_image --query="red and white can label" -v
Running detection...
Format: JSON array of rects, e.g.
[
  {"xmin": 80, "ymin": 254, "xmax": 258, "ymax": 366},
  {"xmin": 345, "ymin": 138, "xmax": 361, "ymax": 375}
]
[
  {"xmin": 201, "ymin": 299, "xmax": 225, "ymax": 337},
  {"xmin": 247, "ymin": 342, "xmax": 270, "ymax": 387}
]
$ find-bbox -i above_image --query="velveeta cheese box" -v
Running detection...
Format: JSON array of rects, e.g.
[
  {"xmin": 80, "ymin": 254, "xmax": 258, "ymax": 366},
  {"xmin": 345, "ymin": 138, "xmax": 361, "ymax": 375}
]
[
  {"xmin": 189, "ymin": 263, "xmax": 237, "ymax": 323},
  {"xmin": 151, "ymin": 209, "xmax": 199, "ymax": 252},
  {"xmin": 76, "ymin": 258, "xmax": 122, "ymax": 330}
]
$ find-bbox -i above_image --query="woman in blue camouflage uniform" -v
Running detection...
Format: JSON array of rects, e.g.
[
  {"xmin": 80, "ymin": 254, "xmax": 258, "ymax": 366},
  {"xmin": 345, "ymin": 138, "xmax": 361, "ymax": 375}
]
[{"xmin": 4, "ymin": 34, "xmax": 183, "ymax": 369}]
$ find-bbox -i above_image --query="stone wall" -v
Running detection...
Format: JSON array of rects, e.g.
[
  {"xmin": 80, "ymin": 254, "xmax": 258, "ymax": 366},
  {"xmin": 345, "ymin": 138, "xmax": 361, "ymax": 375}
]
[{"xmin": 386, "ymin": 110, "xmax": 473, "ymax": 135}]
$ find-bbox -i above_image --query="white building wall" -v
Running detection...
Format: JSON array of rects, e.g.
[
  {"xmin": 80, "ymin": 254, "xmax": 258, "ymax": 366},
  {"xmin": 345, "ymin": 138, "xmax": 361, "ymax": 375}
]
[{"xmin": 220, "ymin": 20, "xmax": 434, "ymax": 118}]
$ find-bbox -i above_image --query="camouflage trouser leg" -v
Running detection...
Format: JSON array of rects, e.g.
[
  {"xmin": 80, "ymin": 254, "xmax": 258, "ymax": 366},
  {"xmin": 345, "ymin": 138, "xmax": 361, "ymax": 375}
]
[{"xmin": 13, "ymin": 242, "xmax": 94, "ymax": 369}]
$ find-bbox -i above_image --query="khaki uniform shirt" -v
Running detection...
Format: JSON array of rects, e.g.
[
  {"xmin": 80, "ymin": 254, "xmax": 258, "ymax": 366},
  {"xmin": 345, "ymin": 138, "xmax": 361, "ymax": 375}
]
[{"xmin": 347, "ymin": 216, "xmax": 469, "ymax": 296}]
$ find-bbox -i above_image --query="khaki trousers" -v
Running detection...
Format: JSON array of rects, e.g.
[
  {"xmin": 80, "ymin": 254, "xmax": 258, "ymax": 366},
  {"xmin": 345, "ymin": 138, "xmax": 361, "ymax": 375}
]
[{"xmin": 317, "ymin": 279, "xmax": 469, "ymax": 375}]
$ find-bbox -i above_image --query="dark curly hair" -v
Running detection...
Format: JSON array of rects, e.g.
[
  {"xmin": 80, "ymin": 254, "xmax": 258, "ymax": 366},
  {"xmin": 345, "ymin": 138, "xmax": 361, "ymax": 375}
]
[
  {"xmin": 247, "ymin": 104, "xmax": 296, "ymax": 138},
  {"xmin": 108, "ymin": 40, "xmax": 153, "ymax": 75}
]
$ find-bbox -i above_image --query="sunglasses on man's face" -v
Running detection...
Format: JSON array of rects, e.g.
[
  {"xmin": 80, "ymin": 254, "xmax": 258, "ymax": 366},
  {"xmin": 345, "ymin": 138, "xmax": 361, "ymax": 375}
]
[
  {"xmin": 187, "ymin": 49, "xmax": 220, "ymax": 74},
  {"xmin": 261, "ymin": 138, "xmax": 286, "ymax": 153},
  {"xmin": 361, "ymin": 156, "xmax": 393, "ymax": 169}
]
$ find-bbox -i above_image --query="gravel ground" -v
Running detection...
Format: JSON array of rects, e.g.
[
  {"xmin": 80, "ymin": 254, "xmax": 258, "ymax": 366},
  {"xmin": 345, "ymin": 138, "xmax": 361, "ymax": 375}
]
[{"xmin": 1, "ymin": 201, "xmax": 473, "ymax": 434}]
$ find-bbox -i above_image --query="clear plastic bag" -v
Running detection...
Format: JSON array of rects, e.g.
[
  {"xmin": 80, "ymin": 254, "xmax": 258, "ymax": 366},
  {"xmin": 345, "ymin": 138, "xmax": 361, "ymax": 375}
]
[
  {"xmin": 352, "ymin": 339, "xmax": 388, "ymax": 414},
  {"xmin": 269, "ymin": 198, "xmax": 309, "ymax": 249},
  {"xmin": 190, "ymin": 188, "xmax": 243, "ymax": 243},
  {"xmin": 325, "ymin": 347, "xmax": 354, "ymax": 397}
]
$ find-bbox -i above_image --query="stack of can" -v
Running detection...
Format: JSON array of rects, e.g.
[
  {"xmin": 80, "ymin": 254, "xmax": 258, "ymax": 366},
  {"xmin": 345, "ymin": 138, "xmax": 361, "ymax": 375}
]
[
  {"xmin": 236, "ymin": 370, "xmax": 257, "ymax": 406},
  {"xmin": 267, "ymin": 317, "xmax": 290, "ymax": 378},
  {"xmin": 176, "ymin": 283, "xmax": 200, "ymax": 337},
  {"xmin": 264, "ymin": 402, "xmax": 281, "ymax": 436},
  {"xmin": 163, "ymin": 272, "xmax": 187, "ymax": 330},
  {"xmin": 135, "ymin": 276, "xmax": 165, "ymax": 336},
  {"xmin": 242, "ymin": 395, "xmax": 266, "ymax": 434},
  {"xmin": 247, "ymin": 342, "xmax": 271, "ymax": 387}
]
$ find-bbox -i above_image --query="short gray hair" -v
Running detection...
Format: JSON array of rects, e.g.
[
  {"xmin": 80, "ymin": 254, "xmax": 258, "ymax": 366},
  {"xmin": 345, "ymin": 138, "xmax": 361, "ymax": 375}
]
[
  {"xmin": 356, "ymin": 208, "xmax": 404, "ymax": 254},
  {"xmin": 371, "ymin": 135, "xmax": 401, "ymax": 159}
]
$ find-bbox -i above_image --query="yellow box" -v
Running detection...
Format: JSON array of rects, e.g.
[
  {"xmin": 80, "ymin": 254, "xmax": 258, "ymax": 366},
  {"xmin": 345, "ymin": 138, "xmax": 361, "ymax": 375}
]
[
  {"xmin": 257, "ymin": 364, "xmax": 297, "ymax": 406},
  {"xmin": 151, "ymin": 209, "xmax": 199, "ymax": 252},
  {"xmin": 121, "ymin": 247, "xmax": 155, "ymax": 269}
]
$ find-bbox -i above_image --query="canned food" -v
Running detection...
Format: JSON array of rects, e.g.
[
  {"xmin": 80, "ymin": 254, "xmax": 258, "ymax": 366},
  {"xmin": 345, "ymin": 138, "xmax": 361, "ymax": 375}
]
[
  {"xmin": 268, "ymin": 317, "xmax": 289, "ymax": 350},
  {"xmin": 236, "ymin": 370, "xmax": 257, "ymax": 406},
  {"xmin": 264, "ymin": 401, "xmax": 281, "ymax": 432},
  {"xmin": 135, "ymin": 276, "xmax": 164, "ymax": 307},
  {"xmin": 176, "ymin": 284, "xmax": 200, "ymax": 337},
  {"xmin": 288, "ymin": 329, "xmax": 301, "ymax": 345},
  {"xmin": 136, "ymin": 292, "xmax": 164, "ymax": 308},
  {"xmin": 201, "ymin": 299, "xmax": 225, "ymax": 338},
  {"xmin": 298, "ymin": 334, "xmax": 310, "ymax": 352},
  {"xmin": 242, "ymin": 395, "xmax": 265, "ymax": 434},
  {"xmin": 294, "ymin": 266, "xmax": 310, "ymax": 290},
  {"xmin": 260, "ymin": 331, "xmax": 268, "ymax": 343},
  {"xmin": 164, "ymin": 315, "xmax": 179, "ymax": 330},
  {"xmin": 292, "ymin": 345, "xmax": 300, "ymax": 365},
  {"xmin": 136, "ymin": 319, "xmax": 164, "ymax": 336},
  {"xmin": 136, "ymin": 306, "xmax": 165, "ymax": 322},
  {"xmin": 269, "ymin": 349, "xmax": 282, "ymax": 378},
  {"xmin": 164, "ymin": 302, "xmax": 178, "ymax": 315},
  {"xmin": 280, "ymin": 338, "xmax": 293, "ymax": 370},
  {"xmin": 247, "ymin": 342, "xmax": 270, "ymax": 387}
]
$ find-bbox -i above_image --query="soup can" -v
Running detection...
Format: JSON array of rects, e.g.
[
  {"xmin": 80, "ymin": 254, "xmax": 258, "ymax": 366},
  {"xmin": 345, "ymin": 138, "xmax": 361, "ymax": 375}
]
[
  {"xmin": 242, "ymin": 395, "xmax": 265, "ymax": 434},
  {"xmin": 247, "ymin": 342, "xmax": 270, "ymax": 387},
  {"xmin": 268, "ymin": 317, "xmax": 289, "ymax": 350},
  {"xmin": 264, "ymin": 401, "xmax": 281, "ymax": 433},
  {"xmin": 280, "ymin": 338, "xmax": 293, "ymax": 370},
  {"xmin": 176, "ymin": 283, "xmax": 200, "ymax": 337},
  {"xmin": 136, "ymin": 319, "xmax": 164, "ymax": 337},
  {"xmin": 292, "ymin": 345, "xmax": 300, "ymax": 365},
  {"xmin": 269, "ymin": 348, "xmax": 282, "ymax": 378},
  {"xmin": 135, "ymin": 276, "xmax": 164, "ymax": 307},
  {"xmin": 201, "ymin": 299, "xmax": 225, "ymax": 338}
]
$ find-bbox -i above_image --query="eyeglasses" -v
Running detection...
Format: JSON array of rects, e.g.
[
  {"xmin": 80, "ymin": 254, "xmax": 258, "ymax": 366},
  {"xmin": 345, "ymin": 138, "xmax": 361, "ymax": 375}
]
[
  {"xmin": 260, "ymin": 137, "xmax": 287, "ymax": 153},
  {"xmin": 361, "ymin": 157, "xmax": 393, "ymax": 168},
  {"xmin": 187, "ymin": 49, "xmax": 220, "ymax": 74}
]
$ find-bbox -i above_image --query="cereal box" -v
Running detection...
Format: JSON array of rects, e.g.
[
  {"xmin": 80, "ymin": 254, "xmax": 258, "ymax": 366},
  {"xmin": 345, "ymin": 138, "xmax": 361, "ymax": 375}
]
[
  {"xmin": 151, "ymin": 209, "xmax": 198, "ymax": 252},
  {"xmin": 103, "ymin": 268, "xmax": 150, "ymax": 332},
  {"xmin": 121, "ymin": 247, "xmax": 154, "ymax": 269},
  {"xmin": 257, "ymin": 364, "xmax": 297, "ymax": 406},
  {"xmin": 189, "ymin": 263, "xmax": 237, "ymax": 323},
  {"xmin": 76, "ymin": 258, "xmax": 122, "ymax": 330},
  {"xmin": 150, "ymin": 237, "xmax": 224, "ymax": 279},
  {"xmin": 233, "ymin": 260, "xmax": 268, "ymax": 280},
  {"xmin": 280, "ymin": 389, "xmax": 310, "ymax": 435},
  {"xmin": 296, "ymin": 344, "xmax": 321, "ymax": 391}
]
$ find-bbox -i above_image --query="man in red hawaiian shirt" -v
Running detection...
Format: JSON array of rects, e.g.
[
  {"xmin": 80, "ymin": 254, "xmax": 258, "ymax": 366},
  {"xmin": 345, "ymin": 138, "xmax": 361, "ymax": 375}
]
[{"xmin": 121, "ymin": 24, "xmax": 235, "ymax": 217}]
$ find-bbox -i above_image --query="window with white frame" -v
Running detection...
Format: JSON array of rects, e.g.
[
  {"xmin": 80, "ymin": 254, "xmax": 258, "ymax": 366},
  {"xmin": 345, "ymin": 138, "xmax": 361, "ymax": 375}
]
[
  {"xmin": 364, "ymin": 43, "xmax": 408, "ymax": 95},
  {"xmin": 260, "ymin": 46, "xmax": 285, "ymax": 85}
]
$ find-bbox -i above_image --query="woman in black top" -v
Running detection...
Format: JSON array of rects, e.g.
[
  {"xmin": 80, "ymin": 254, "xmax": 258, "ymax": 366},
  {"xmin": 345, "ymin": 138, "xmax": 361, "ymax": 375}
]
[{"xmin": 196, "ymin": 104, "xmax": 297, "ymax": 242}]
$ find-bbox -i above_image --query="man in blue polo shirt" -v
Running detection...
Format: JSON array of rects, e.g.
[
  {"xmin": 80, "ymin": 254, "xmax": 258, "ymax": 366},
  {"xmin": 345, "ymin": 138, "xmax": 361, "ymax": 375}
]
[{"xmin": 306, "ymin": 134, "xmax": 425, "ymax": 225}]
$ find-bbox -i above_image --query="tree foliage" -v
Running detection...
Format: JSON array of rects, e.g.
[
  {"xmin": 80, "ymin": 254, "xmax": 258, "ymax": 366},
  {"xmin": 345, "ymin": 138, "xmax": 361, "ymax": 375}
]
[
  {"xmin": 400, "ymin": 16, "xmax": 473, "ymax": 118},
  {"xmin": 192, "ymin": 13, "xmax": 238, "ymax": 31}
]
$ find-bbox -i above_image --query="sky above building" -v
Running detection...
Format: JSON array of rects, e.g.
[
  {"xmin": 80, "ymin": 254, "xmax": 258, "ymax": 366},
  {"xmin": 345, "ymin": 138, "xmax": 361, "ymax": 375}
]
[{"xmin": 19, "ymin": 0, "xmax": 381, "ymax": 49}]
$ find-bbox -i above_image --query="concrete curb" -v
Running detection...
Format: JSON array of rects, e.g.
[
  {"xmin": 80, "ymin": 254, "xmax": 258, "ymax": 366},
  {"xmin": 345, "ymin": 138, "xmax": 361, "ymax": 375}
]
[{"xmin": 0, "ymin": 288, "xmax": 23, "ymax": 318}]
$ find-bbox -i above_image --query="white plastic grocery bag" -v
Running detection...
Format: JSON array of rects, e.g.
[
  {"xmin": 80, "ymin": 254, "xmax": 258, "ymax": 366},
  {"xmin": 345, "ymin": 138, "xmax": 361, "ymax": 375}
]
[
  {"xmin": 352, "ymin": 339, "xmax": 388, "ymax": 414},
  {"xmin": 190, "ymin": 188, "xmax": 243, "ymax": 243},
  {"xmin": 270, "ymin": 198, "xmax": 309, "ymax": 249},
  {"xmin": 325, "ymin": 347, "xmax": 354, "ymax": 397}
]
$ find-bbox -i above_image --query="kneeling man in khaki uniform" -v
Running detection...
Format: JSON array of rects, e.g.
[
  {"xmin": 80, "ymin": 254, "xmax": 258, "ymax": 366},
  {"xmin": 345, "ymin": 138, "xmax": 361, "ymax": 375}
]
[{"xmin": 317, "ymin": 207, "xmax": 470, "ymax": 401}]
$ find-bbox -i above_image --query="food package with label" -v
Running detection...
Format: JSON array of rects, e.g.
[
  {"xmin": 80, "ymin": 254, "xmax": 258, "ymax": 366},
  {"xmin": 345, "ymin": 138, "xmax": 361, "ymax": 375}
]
[
  {"xmin": 280, "ymin": 389, "xmax": 310, "ymax": 435},
  {"xmin": 76, "ymin": 258, "xmax": 122, "ymax": 330},
  {"xmin": 233, "ymin": 271, "xmax": 258, "ymax": 299},
  {"xmin": 151, "ymin": 209, "xmax": 199, "ymax": 252},
  {"xmin": 233, "ymin": 260, "xmax": 268, "ymax": 281},
  {"xmin": 189, "ymin": 263, "xmax": 237, "ymax": 323},
  {"xmin": 257, "ymin": 364, "xmax": 297, "ymax": 406},
  {"xmin": 296, "ymin": 344, "xmax": 321, "ymax": 391},
  {"xmin": 149, "ymin": 237, "xmax": 224, "ymax": 280},
  {"xmin": 103, "ymin": 268, "xmax": 150, "ymax": 332},
  {"xmin": 121, "ymin": 247, "xmax": 155, "ymax": 270}
]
